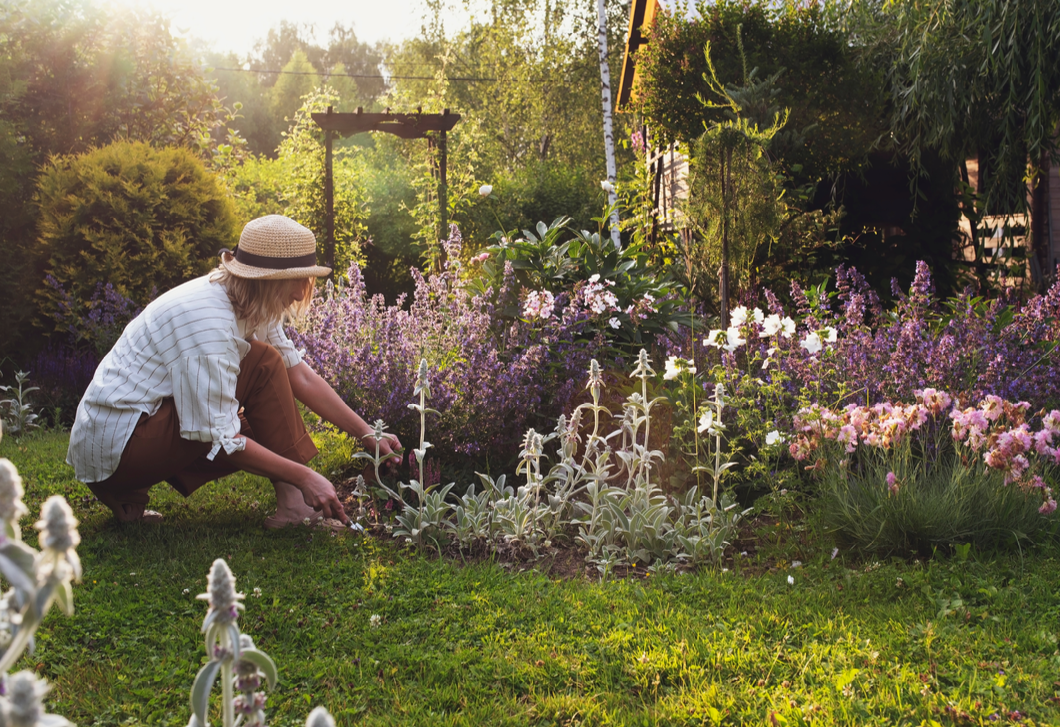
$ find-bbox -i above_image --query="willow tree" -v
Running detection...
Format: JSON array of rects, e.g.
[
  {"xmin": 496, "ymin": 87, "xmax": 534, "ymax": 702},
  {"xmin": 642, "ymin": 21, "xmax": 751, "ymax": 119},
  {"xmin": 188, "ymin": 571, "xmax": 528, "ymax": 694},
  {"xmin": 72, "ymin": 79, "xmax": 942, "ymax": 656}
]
[
  {"xmin": 856, "ymin": 0, "xmax": 1060, "ymax": 277},
  {"xmin": 682, "ymin": 42, "xmax": 787, "ymax": 326}
]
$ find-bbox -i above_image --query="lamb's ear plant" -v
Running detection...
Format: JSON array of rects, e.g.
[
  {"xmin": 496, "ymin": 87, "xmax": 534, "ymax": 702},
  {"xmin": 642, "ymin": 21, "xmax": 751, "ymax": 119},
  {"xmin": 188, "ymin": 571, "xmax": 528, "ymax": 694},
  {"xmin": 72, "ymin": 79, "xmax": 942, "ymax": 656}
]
[
  {"xmin": 0, "ymin": 371, "xmax": 40, "ymax": 439},
  {"xmin": 0, "ymin": 426, "xmax": 80, "ymax": 726},
  {"xmin": 188, "ymin": 558, "xmax": 278, "ymax": 727},
  {"xmin": 389, "ymin": 359, "xmax": 454, "ymax": 552}
]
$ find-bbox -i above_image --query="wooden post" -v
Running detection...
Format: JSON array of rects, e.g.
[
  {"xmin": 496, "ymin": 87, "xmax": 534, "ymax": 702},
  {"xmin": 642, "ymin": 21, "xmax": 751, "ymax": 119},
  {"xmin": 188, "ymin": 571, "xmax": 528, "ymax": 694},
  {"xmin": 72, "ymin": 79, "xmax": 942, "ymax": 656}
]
[{"xmin": 438, "ymin": 109, "xmax": 449, "ymax": 245}]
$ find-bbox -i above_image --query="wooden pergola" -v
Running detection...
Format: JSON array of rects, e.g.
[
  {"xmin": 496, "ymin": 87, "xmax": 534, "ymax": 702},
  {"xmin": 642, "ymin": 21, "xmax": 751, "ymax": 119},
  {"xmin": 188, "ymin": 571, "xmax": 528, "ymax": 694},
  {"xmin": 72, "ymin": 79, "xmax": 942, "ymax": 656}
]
[{"xmin": 311, "ymin": 106, "xmax": 461, "ymax": 272}]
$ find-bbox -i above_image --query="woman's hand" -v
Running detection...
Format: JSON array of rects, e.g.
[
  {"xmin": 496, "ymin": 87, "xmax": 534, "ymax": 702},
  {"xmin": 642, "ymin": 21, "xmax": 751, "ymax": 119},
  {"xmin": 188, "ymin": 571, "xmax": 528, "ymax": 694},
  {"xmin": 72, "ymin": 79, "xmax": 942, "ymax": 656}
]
[
  {"xmin": 296, "ymin": 469, "xmax": 349, "ymax": 523},
  {"xmin": 375, "ymin": 434, "xmax": 404, "ymax": 471}
]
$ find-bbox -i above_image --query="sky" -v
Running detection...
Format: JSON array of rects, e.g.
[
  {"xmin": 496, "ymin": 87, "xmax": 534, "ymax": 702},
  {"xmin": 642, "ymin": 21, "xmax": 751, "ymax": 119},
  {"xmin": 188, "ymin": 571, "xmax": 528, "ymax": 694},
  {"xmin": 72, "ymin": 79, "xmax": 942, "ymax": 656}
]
[{"xmin": 119, "ymin": 0, "xmax": 479, "ymax": 58}]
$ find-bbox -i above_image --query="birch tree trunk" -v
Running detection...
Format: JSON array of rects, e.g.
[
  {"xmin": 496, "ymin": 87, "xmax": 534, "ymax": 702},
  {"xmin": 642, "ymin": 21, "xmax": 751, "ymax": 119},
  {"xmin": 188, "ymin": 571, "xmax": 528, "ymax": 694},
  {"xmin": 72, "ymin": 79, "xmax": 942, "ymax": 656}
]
[{"xmin": 597, "ymin": 0, "xmax": 621, "ymax": 249}]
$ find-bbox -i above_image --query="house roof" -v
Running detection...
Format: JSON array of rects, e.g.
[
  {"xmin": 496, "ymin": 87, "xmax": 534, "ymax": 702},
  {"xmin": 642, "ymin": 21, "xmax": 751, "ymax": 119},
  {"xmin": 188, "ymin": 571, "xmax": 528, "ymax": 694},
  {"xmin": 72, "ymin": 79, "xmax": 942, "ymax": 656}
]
[{"xmin": 617, "ymin": 0, "xmax": 699, "ymax": 110}]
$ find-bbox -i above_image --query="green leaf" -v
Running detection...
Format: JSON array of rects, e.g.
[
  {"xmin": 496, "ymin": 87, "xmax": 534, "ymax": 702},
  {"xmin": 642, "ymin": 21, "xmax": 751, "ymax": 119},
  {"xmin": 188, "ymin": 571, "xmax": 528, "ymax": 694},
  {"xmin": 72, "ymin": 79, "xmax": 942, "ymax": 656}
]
[
  {"xmin": 191, "ymin": 660, "xmax": 221, "ymax": 724},
  {"xmin": 238, "ymin": 649, "xmax": 279, "ymax": 690}
]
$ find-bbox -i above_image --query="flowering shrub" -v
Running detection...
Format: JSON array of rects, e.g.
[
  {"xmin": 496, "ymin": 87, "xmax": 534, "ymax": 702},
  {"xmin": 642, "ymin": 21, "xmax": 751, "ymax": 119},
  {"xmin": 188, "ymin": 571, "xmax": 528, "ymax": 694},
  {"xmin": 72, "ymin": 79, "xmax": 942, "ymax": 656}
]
[
  {"xmin": 657, "ymin": 262, "xmax": 1060, "ymax": 503},
  {"xmin": 26, "ymin": 347, "xmax": 99, "ymax": 426},
  {"xmin": 289, "ymin": 239, "xmax": 557, "ymax": 462},
  {"xmin": 792, "ymin": 391, "xmax": 1058, "ymax": 552},
  {"xmin": 465, "ymin": 217, "xmax": 687, "ymax": 351},
  {"xmin": 44, "ymin": 275, "xmax": 145, "ymax": 358}
]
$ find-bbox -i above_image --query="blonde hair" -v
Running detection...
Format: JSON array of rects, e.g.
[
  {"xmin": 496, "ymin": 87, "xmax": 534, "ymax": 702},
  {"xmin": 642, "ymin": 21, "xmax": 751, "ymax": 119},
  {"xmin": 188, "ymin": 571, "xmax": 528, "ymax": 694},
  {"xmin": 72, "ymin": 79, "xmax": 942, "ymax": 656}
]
[{"xmin": 210, "ymin": 266, "xmax": 315, "ymax": 332}]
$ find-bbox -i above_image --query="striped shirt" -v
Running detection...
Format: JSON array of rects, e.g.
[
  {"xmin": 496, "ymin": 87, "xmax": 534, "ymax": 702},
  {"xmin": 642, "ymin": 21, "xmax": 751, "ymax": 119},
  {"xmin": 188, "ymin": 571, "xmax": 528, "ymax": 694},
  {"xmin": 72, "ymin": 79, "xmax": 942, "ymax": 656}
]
[{"xmin": 66, "ymin": 274, "xmax": 303, "ymax": 483}]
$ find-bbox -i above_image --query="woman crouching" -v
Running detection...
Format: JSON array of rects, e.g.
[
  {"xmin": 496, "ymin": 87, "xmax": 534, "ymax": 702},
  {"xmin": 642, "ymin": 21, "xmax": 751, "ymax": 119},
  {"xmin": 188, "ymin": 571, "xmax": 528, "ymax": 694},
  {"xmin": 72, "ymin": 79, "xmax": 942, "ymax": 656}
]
[{"xmin": 66, "ymin": 215, "xmax": 401, "ymax": 526}]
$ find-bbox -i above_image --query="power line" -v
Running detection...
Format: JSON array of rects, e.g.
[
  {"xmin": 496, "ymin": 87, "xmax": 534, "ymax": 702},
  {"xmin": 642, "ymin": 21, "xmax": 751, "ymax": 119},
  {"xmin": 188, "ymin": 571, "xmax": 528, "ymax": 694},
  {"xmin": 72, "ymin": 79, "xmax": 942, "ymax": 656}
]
[{"xmin": 213, "ymin": 67, "xmax": 496, "ymax": 82}]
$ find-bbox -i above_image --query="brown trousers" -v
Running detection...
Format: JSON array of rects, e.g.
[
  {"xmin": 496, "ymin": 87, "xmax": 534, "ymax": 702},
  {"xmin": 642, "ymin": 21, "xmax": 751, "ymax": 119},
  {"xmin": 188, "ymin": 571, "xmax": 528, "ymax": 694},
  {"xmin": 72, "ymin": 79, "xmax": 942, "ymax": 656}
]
[{"xmin": 87, "ymin": 341, "xmax": 318, "ymax": 507}]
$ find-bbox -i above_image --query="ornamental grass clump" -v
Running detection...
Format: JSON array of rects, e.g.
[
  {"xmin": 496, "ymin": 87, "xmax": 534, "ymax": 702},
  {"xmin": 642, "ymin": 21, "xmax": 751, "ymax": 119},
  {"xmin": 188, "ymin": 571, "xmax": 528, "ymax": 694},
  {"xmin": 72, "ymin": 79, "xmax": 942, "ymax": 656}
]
[{"xmin": 793, "ymin": 390, "xmax": 1059, "ymax": 554}]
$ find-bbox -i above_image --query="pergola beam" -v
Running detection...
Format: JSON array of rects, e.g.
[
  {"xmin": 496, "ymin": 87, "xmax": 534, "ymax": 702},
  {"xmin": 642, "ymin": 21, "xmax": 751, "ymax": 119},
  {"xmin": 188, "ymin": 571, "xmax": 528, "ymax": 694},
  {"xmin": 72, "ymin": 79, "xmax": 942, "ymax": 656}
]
[{"xmin": 312, "ymin": 106, "xmax": 461, "ymax": 274}]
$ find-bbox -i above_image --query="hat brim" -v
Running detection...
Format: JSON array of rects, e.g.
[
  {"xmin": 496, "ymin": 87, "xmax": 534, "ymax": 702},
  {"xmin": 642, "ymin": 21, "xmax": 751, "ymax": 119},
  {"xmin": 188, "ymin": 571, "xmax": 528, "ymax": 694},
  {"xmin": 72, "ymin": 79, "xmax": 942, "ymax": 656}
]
[{"xmin": 221, "ymin": 253, "xmax": 331, "ymax": 280}]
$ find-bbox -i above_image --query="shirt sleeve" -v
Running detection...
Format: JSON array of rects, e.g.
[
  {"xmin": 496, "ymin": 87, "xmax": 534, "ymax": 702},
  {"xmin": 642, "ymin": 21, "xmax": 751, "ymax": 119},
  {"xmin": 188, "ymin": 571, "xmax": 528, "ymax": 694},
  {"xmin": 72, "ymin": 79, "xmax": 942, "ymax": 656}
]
[
  {"xmin": 169, "ymin": 353, "xmax": 246, "ymax": 461},
  {"xmin": 261, "ymin": 321, "xmax": 304, "ymax": 368}
]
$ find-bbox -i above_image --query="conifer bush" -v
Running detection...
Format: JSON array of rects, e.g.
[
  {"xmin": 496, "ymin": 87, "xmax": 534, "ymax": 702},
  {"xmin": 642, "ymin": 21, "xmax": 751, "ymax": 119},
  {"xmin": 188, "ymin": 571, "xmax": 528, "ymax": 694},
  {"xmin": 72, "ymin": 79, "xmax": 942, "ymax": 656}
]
[{"xmin": 33, "ymin": 140, "xmax": 240, "ymax": 327}]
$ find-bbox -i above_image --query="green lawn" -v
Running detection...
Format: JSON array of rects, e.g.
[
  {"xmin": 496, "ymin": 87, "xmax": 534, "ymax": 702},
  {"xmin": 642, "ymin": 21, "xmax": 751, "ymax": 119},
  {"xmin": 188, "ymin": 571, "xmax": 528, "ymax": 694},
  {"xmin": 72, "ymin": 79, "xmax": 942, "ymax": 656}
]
[{"xmin": 4, "ymin": 430, "xmax": 1060, "ymax": 726}]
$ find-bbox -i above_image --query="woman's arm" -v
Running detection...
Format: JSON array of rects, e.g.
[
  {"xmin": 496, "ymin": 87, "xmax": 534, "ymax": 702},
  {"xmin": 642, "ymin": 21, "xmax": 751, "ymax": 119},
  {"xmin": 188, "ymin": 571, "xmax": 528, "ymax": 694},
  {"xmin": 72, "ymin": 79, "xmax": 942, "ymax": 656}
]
[{"xmin": 286, "ymin": 362, "xmax": 404, "ymax": 464}]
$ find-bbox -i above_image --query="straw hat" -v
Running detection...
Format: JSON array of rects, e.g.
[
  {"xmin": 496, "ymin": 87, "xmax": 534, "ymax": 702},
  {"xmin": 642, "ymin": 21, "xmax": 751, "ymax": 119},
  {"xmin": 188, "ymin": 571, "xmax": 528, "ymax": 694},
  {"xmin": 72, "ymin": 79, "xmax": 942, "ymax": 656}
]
[{"xmin": 221, "ymin": 215, "xmax": 332, "ymax": 280}]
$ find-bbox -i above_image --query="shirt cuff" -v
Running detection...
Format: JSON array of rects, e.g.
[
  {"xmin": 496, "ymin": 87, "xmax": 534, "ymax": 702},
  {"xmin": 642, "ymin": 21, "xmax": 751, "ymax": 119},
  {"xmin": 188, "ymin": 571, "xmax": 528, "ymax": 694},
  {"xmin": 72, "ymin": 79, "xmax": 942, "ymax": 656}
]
[{"xmin": 206, "ymin": 435, "xmax": 246, "ymax": 461}]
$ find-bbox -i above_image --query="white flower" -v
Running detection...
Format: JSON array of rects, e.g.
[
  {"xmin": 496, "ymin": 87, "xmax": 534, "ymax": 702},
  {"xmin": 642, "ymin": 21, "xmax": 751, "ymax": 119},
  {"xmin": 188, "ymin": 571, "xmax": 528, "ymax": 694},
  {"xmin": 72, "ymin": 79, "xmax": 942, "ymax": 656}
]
[
  {"xmin": 663, "ymin": 356, "xmax": 696, "ymax": 380},
  {"xmin": 724, "ymin": 327, "xmax": 745, "ymax": 351},
  {"xmin": 523, "ymin": 290, "xmax": 555, "ymax": 320},
  {"xmin": 698, "ymin": 410, "xmax": 723, "ymax": 435},
  {"xmin": 791, "ymin": 560, "xmax": 802, "ymax": 568},
  {"xmin": 731, "ymin": 306, "xmax": 749, "ymax": 327},
  {"xmin": 760, "ymin": 314, "xmax": 782, "ymax": 337},
  {"xmin": 608, "ymin": 317, "xmax": 621, "ymax": 329},
  {"xmin": 765, "ymin": 430, "xmax": 783, "ymax": 446},
  {"xmin": 751, "ymin": 307, "xmax": 765, "ymax": 324},
  {"xmin": 600, "ymin": 180, "xmax": 615, "ymax": 193},
  {"xmin": 780, "ymin": 316, "xmax": 796, "ymax": 338},
  {"xmin": 831, "ymin": 547, "xmax": 839, "ymax": 560},
  {"xmin": 252, "ymin": 587, "xmax": 262, "ymax": 598},
  {"xmin": 704, "ymin": 329, "xmax": 726, "ymax": 348},
  {"xmin": 822, "ymin": 326, "xmax": 838, "ymax": 344},
  {"xmin": 478, "ymin": 184, "xmax": 493, "ymax": 197},
  {"xmin": 370, "ymin": 614, "xmax": 381, "ymax": 628},
  {"xmin": 787, "ymin": 575, "xmax": 795, "ymax": 585},
  {"xmin": 801, "ymin": 331, "xmax": 823, "ymax": 355}
]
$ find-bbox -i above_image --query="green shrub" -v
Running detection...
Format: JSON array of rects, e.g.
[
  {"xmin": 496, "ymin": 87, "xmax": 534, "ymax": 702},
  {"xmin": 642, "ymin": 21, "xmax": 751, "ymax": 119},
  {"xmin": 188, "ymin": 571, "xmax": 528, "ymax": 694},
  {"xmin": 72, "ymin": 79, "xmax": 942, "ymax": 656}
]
[
  {"xmin": 33, "ymin": 140, "xmax": 240, "ymax": 326},
  {"xmin": 456, "ymin": 160, "xmax": 602, "ymax": 250}
]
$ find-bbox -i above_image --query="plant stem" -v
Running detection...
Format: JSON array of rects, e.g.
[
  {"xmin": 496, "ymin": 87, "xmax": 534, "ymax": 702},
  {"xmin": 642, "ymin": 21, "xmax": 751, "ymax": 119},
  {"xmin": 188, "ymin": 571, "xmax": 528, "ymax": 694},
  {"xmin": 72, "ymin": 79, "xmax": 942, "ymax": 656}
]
[
  {"xmin": 222, "ymin": 632, "xmax": 234, "ymax": 727},
  {"xmin": 0, "ymin": 615, "xmax": 36, "ymax": 674}
]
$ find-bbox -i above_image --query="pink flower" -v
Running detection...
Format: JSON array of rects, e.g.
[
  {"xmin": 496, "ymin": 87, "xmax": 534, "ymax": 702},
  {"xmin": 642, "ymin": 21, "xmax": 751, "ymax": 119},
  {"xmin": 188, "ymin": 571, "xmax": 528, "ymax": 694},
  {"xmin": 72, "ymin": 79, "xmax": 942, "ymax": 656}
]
[
  {"xmin": 980, "ymin": 395, "xmax": 1004, "ymax": 421},
  {"xmin": 1039, "ymin": 498, "xmax": 1057, "ymax": 515},
  {"xmin": 836, "ymin": 425, "xmax": 857, "ymax": 453},
  {"xmin": 1033, "ymin": 429, "xmax": 1054, "ymax": 455},
  {"xmin": 886, "ymin": 472, "xmax": 899, "ymax": 495}
]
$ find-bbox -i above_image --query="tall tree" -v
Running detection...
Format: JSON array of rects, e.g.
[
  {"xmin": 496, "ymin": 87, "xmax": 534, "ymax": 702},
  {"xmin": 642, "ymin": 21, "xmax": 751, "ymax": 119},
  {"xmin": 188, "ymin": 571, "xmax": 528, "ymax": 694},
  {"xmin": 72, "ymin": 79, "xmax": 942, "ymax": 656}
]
[
  {"xmin": 596, "ymin": 0, "xmax": 620, "ymax": 248},
  {"xmin": 269, "ymin": 50, "xmax": 321, "ymax": 132}
]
